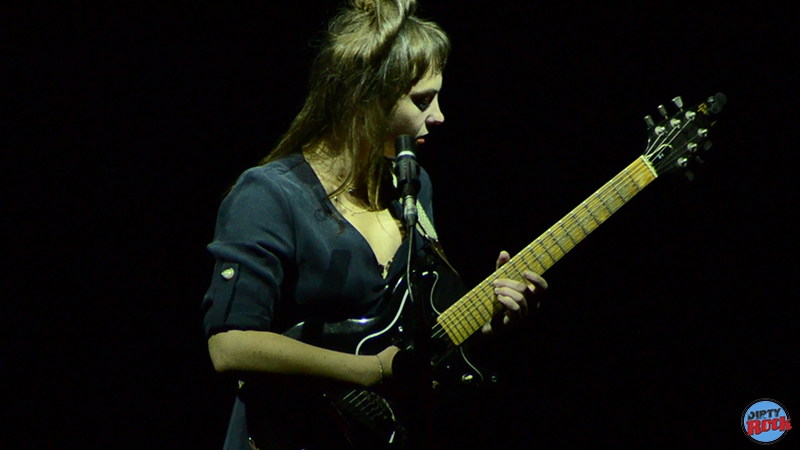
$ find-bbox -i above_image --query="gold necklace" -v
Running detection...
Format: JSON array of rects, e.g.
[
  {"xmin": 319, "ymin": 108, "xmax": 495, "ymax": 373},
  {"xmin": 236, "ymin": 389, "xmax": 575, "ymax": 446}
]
[{"xmin": 333, "ymin": 194, "xmax": 371, "ymax": 215}]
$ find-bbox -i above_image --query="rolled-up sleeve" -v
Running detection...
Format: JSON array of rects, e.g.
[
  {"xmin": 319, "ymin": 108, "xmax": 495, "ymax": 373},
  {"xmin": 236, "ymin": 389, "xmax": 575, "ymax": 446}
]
[{"xmin": 202, "ymin": 167, "xmax": 296, "ymax": 337}]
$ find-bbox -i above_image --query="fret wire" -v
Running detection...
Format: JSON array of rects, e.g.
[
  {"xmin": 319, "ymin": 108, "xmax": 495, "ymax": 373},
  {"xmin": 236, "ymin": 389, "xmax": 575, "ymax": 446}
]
[
  {"xmin": 437, "ymin": 309, "xmax": 457, "ymax": 340},
  {"xmin": 622, "ymin": 167, "xmax": 642, "ymax": 191},
  {"xmin": 436, "ymin": 158, "xmax": 657, "ymax": 347},
  {"xmin": 450, "ymin": 295, "xmax": 472, "ymax": 326},
  {"xmin": 594, "ymin": 187, "xmax": 614, "ymax": 214},
  {"xmin": 449, "ymin": 308, "xmax": 471, "ymax": 341},
  {"xmin": 563, "ymin": 214, "xmax": 581, "ymax": 238},
  {"xmin": 446, "ymin": 285, "xmax": 498, "ymax": 339},
  {"xmin": 533, "ymin": 238, "xmax": 556, "ymax": 266},
  {"xmin": 437, "ymin": 313, "xmax": 461, "ymax": 342},
  {"xmin": 568, "ymin": 210, "xmax": 590, "ymax": 235},
  {"xmin": 447, "ymin": 316, "xmax": 469, "ymax": 342},
  {"xmin": 598, "ymin": 181, "xmax": 622, "ymax": 211},
  {"xmin": 609, "ymin": 176, "xmax": 631, "ymax": 202},
  {"xmin": 544, "ymin": 228, "xmax": 567, "ymax": 255},
  {"xmin": 526, "ymin": 246, "xmax": 547, "ymax": 273},
  {"xmin": 478, "ymin": 285, "xmax": 497, "ymax": 308},
  {"xmin": 499, "ymin": 261, "xmax": 526, "ymax": 280},
  {"xmin": 557, "ymin": 220, "xmax": 578, "ymax": 245},
  {"xmin": 581, "ymin": 201, "xmax": 601, "ymax": 225},
  {"xmin": 528, "ymin": 244, "xmax": 553, "ymax": 270},
  {"xmin": 473, "ymin": 293, "xmax": 492, "ymax": 330},
  {"xmin": 619, "ymin": 172, "xmax": 637, "ymax": 197},
  {"xmin": 584, "ymin": 200, "xmax": 604, "ymax": 224},
  {"xmin": 629, "ymin": 165, "xmax": 646, "ymax": 185},
  {"xmin": 475, "ymin": 285, "xmax": 498, "ymax": 320},
  {"xmin": 561, "ymin": 220, "xmax": 583, "ymax": 243},
  {"xmin": 455, "ymin": 293, "xmax": 485, "ymax": 329}
]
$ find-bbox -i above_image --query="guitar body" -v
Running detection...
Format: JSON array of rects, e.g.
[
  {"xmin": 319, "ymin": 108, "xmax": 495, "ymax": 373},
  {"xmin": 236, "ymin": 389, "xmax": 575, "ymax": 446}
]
[{"xmin": 243, "ymin": 256, "xmax": 489, "ymax": 450}]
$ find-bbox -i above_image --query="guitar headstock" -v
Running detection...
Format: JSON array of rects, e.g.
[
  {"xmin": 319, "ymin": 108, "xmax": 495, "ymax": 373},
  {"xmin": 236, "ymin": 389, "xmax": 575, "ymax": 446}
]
[{"xmin": 643, "ymin": 93, "xmax": 726, "ymax": 180}]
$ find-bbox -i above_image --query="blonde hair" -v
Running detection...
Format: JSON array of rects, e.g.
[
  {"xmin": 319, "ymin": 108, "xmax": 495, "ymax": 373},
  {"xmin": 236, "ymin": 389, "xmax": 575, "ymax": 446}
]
[{"xmin": 260, "ymin": 0, "xmax": 450, "ymax": 208}]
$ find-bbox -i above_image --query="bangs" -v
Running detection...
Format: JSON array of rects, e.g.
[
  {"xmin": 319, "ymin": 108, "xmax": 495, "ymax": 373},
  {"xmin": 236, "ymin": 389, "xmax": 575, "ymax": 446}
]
[
  {"xmin": 383, "ymin": 17, "xmax": 450, "ymax": 92},
  {"xmin": 406, "ymin": 18, "xmax": 450, "ymax": 78}
]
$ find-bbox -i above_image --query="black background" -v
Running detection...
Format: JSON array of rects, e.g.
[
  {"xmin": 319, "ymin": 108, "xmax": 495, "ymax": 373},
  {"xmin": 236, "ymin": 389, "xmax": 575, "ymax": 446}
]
[{"xmin": 7, "ymin": 1, "xmax": 798, "ymax": 448}]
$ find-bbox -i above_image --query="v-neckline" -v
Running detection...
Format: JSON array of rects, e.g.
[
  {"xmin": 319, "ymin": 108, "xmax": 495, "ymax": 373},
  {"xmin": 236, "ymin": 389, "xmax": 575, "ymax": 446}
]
[{"xmin": 302, "ymin": 154, "xmax": 407, "ymax": 278}]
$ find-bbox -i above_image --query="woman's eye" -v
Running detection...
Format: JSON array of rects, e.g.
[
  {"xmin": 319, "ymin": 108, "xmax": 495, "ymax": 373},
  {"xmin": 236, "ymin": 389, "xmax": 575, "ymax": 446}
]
[{"xmin": 413, "ymin": 95, "xmax": 433, "ymax": 111}]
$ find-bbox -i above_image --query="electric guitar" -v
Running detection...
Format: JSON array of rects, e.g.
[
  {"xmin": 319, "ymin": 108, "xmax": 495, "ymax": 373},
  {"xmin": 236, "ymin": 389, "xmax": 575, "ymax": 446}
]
[{"xmin": 244, "ymin": 93, "xmax": 727, "ymax": 449}]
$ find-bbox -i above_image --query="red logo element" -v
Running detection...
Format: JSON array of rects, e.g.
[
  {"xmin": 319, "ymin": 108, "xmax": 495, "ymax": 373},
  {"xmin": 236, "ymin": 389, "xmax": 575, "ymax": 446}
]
[{"xmin": 746, "ymin": 416, "xmax": 792, "ymax": 435}]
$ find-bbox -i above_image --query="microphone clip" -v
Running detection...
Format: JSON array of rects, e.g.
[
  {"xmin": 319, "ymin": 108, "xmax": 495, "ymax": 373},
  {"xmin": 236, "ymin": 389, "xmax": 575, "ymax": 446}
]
[{"xmin": 394, "ymin": 135, "xmax": 421, "ymax": 229}]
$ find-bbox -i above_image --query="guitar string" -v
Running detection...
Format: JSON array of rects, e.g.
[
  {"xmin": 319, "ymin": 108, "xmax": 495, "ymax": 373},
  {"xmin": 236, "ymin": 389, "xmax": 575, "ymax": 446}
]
[
  {"xmin": 338, "ymin": 392, "xmax": 372, "ymax": 420},
  {"xmin": 451, "ymin": 165, "xmax": 649, "ymax": 337},
  {"xmin": 438, "ymin": 171, "xmax": 635, "ymax": 341},
  {"xmin": 442, "ymin": 137, "xmax": 694, "ymax": 342},
  {"xmin": 346, "ymin": 168, "xmax": 678, "ymax": 431},
  {"xmin": 340, "ymin": 390, "xmax": 386, "ymax": 421},
  {"xmin": 386, "ymin": 126, "xmax": 699, "ymax": 421},
  {"xmin": 329, "ymin": 126, "xmax": 699, "ymax": 432},
  {"xmin": 436, "ymin": 127, "xmax": 691, "ymax": 341},
  {"xmin": 435, "ymin": 161, "xmax": 660, "ymax": 344},
  {"xmin": 434, "ymin": 123, "xmax": 697, "ymax": 343},
  {"xmin": 433, "ymin": 115, "xmax": 696, "ymax": 340},
  {"xmin": 340, "ymin": 389, "xmax": 395, "ymax": 422}
]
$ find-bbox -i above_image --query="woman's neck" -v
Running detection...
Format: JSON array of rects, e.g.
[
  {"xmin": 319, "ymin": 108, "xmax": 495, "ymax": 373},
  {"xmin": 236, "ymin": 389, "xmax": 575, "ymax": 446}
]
[{"xmin": 303, "ymin": 141, "xmax": 358, "ymax": 195}]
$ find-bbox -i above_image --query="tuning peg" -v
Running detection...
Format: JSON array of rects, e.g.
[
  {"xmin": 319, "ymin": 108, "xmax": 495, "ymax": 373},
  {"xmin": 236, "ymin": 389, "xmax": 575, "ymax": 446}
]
[
  {"xmin": 658, "ymin": 104, "xmax": 668, "ymax": 118},
  {"xmin": 684, "ymin": 110, "xmax": 697, "ymax": 121},
  {"xmin": 697, "ymin": 128, "xmax": 709, "ymax": 138},
  {"xmin": 695, "ymin": 156, "xmax": 705, "ymax": 165},
  {"xmin": 644, "ymin": 115, "xmax": 655, "ymax": 128},
  {"xmin": 672, "ymin": 96, "xmax": 684, "ymax": 109},
  {"xmin": 685, "ymin": 171, "xmax": 695, "ymax": 181},
  {"xmin": 709, "ymin": 92, "xmax": 727, "ymax": 114},
  {"xmin": 704, "ymin": 141, "xmax": 713, "ymax": 151},
  {"xmin": 677, "ymin": 157, "xmax": 689, "ymax": 168},
  {"xmin": 687, "ymin": 143, "xmax": 698, "ymax": 153}
]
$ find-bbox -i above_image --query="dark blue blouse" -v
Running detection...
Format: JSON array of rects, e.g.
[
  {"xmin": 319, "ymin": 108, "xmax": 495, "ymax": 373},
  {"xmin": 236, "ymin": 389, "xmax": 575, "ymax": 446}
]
[
  {"xmin": 202, "ymin": 152, "xmax": 437, "ymax": 449},
  {"xmin": 202, "ymin": 152, "xmax": 434, "ymax": 338}
]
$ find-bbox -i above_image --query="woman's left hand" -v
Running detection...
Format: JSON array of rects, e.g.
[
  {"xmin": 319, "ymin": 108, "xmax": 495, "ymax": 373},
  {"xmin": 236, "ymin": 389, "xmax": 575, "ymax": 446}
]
[{"xmin": 482, "ymin": 250, "xmax": 548, "ymax": 334}]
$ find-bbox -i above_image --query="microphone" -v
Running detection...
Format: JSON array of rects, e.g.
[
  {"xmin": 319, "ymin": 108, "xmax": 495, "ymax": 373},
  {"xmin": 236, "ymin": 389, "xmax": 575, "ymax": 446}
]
[{"xmin": 394, "ymin": 135, "xmax": 420, "ymax": 228}]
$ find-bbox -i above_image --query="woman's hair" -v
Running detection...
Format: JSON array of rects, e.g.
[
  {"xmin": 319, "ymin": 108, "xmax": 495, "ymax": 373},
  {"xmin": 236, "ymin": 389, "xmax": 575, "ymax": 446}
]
[{"xmin": 260, "ymin": 0, "xmax": 450, "ymax": 208}]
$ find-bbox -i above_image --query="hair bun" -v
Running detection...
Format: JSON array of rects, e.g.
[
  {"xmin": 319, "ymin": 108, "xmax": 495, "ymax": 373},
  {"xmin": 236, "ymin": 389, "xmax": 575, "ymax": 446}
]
[
  {"xmin": 352, "ymin": 0, "xmax": 417, "ymax": 17},
  {"xmin": 353, "ymin": 0, "xmax": 375, "ymax": 13},
  {"xmin": 353, "ymin": 0, "xmax": 374, "ymax": 13}
]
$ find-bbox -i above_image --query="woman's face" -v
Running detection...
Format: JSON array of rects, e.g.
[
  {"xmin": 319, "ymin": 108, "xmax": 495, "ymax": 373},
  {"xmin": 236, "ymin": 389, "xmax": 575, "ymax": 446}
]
[{"xmin": 386, "ymin": 71, "xmax": 444, "ymax": 156}]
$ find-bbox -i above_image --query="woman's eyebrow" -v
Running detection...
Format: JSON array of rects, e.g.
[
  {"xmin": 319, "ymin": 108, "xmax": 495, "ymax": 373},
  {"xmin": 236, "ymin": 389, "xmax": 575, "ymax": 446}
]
[{"xmin": 410, "ymin": 88, "xmax": 439, "ymax": 97}]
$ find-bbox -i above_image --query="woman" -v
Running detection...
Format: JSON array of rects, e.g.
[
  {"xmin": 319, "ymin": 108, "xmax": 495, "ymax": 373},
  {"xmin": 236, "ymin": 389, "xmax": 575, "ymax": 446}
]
[{"xmin": 202, "ymin": 1, "xmax": 547, "ymax": 448}]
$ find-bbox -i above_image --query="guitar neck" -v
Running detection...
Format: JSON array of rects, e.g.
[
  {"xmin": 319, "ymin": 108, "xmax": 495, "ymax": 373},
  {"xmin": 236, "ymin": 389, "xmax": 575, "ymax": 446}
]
[{"xmin": 436, "ymin": 156, "xmax": 659, "ymax": 346}]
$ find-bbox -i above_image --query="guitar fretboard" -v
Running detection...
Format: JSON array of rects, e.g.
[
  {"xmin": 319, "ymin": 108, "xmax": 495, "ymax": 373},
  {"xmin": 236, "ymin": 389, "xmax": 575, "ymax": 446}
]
[{"xmin": 435, "ymin": 156, "xmax": 658, "ymax": 346}]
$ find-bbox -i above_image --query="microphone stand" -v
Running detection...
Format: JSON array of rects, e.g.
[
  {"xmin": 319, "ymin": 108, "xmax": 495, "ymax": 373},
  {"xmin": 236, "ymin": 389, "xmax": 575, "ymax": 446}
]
[{"xmin": 394, "ymin": 135, "xmax": 434, "ymax": 448}]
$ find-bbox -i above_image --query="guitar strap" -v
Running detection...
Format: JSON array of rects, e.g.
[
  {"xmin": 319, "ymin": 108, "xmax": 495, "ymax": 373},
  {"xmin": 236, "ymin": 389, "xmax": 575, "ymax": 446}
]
[
  {"xmin": 390, "ymin": 162, "xmax": 458, "ymax": 276},
  {"xmin": 415, "ymin": 199, "xmax": 459, "ymax": 276}
]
